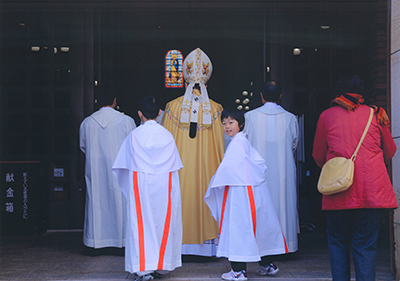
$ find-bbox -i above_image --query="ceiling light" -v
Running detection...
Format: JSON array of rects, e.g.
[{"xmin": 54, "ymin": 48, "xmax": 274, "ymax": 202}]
[{"xmin": 321, "ymin": 25, "xmax": 330, "ymax": 29}]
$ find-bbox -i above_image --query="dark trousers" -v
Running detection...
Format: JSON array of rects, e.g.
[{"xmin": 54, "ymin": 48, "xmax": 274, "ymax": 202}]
[
  {"xmin": 231, "ymin": 256, "xmax": 274, "ymax": 272},
  {"xmin": 326, "ymin": 209, "xmax": 385, "ymax": 281},
  {"xmin": 231, "ymin": 261, "xmax": 246, "ymax": 272}
]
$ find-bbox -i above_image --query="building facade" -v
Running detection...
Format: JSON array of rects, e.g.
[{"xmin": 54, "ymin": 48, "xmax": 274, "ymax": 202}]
[{"xmin": 0, "ymin": 0, "xmax": 398, "ymax": 277}]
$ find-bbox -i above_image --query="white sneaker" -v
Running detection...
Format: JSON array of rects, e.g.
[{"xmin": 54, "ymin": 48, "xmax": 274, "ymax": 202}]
[
  {"xmin": 256, "ymin": 262, "xmax": 279, "ymax": 276},
  {"xmin": 221, "ymin": 269, "xmax": 247, "ymax": 280}
]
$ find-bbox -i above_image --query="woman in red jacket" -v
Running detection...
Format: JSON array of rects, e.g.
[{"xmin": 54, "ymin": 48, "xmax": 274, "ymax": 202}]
[{"xmin": 312, "ymin": 75, "xmax": 397, "ymax": 281}]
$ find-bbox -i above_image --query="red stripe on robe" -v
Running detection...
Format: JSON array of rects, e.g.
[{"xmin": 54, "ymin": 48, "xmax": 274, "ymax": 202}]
[
  {"xmin": 133, "ymin": 171, "xmax": 145, "ymax": 271},
  {"xmin": 246, "ymin": 186, "xmax": 256, "ymax": 236},
  {"xmin": 218, "ymin": 186, "xmax": 230, "ymax": 237},
  {"xmin": 158, "ymin": 172, "xmax": 173, "ymax": 269}
]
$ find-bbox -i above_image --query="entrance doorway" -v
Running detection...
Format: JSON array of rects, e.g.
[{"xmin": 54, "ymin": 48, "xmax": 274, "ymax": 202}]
[{"xmin": 0, "ymin": 3, "xmax": 392, "ymax": 255}]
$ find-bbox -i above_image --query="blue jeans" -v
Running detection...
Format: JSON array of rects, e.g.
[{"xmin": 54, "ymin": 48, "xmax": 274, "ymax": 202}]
[{"xmin": 326, "ymin": 209, "xmax": 385, "ymax": 281}]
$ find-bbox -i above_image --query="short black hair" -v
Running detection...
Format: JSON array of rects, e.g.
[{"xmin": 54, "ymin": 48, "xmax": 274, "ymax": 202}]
[
  {"xmin": 96, "ymin": 84, "xmax": 117, "ymax": 107},
  {"xmin": 221, "ymin": 107, "xmax": 245, "ymax": 131},
  {"xmin": 138, "ymin": 95, "xmax": 159, "ymax": 120},
  {"xmin": 261, "ymin": 80, "xmax": 281, "ymax": 102},
  {"xmin": 332, "ymin": 75, "xmax": 364, "ymax": 97}
]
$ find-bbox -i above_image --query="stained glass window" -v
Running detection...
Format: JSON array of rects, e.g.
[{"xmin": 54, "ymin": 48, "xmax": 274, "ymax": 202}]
[{"xmin": 165, "ymin": 50, "xmax": 183, "ymax": 88}]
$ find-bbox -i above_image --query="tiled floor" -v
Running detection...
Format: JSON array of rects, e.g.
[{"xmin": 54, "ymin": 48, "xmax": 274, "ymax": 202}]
[{"xmin": 0, "ymin": 230, "xmax": 395, "ymax": 281}]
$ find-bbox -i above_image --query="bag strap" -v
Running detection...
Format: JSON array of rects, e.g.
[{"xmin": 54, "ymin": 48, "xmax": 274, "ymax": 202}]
[{"xmin": 351, "ymin": 107, "xmax": 374, "ymax": 161}]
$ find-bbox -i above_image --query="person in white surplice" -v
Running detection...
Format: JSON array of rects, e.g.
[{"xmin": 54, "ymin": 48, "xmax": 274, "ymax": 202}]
[
  {"xmin": 244, "ymin": 80, "xmax": 299, "ymax": 260},
  {"xmin": 79, "ymin": 85, "xmax": 136, "ymax": 252},
  {"xmin": 112, "ymin": 96, "xmax": 183, "ymax": 281},
  {"xmin": 205, "ymin": 108, "xmax": 288, "ymax": 281}
]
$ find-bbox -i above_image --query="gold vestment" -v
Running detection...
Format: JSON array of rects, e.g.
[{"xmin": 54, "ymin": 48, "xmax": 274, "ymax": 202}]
[{"xmin": 162, "ymin": 96, "xmax": 224, "ymax": 244}]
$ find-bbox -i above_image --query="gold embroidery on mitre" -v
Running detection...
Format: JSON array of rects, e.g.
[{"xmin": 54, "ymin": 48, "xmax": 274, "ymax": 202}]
[
  {"xmin": 202, "ymin": 62, "xmax": 209, "ymax": 76},
  {"xmin": 186, "ymin": 61, "xmax": 193, "ymax": 75}
]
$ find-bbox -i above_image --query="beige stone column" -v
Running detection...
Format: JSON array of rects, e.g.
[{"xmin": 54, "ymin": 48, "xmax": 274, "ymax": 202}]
[{"xmin": 391, "ymin": 0, "xmax": 400, "ymax": 279}]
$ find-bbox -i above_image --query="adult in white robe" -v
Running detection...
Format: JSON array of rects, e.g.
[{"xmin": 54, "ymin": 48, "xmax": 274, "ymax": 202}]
[
  {"xmin": 205, "ymin": 131, "xmax": 288, "ymax": 262},
  {"xmin": 80, "ymin": 105, "xmax": 136, "ymax": 249},
  {"xmin": 244, "ymin": 88, "xmax": 299, "ymax": 253},
  {"xmin": 112, "ymin": 120, "xmax": 183, "ymax": 275}
]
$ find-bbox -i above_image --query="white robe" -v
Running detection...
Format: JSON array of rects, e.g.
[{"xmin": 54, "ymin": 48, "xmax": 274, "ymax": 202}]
[
  {"xmin": 204, "ymin": 132, "xmax": 288, "ymax": 262},
  {"xmin": 112, "ymin": 120, "xmax": 183, "ymax": 274},
  {"xmin": 244, "ymin": 102, "xmax": 299, "ymax": 253},
  {"xmin": 80, "ymin": 107, "xmax": 136, "ymax": 248}
]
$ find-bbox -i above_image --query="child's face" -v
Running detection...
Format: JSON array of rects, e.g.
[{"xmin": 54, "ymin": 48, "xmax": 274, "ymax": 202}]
[{"xmin": 222, "ymin": 116, "xmax": 240, "ymax": 137}]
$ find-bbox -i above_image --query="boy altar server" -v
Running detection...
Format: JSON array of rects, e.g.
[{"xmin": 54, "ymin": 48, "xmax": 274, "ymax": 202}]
[
  {"xmin": 205, "ymin": 108, "xmax": 288, "ymax": 280},
  {"xmin": 112, "ymin": 96, "xmax": 183, "ymax": 281}
]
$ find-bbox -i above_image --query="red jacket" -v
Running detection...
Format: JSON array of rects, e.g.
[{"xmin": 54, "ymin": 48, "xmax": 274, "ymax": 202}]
[{"xmin": 312, "ymin": 105, "xmax": 397, "ymax": 210}]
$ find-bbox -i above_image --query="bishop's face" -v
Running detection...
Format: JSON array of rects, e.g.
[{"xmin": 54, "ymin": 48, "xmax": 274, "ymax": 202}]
[{"xmin": 222, "ymin": 116, "xmax": 240, "ymax": 138}]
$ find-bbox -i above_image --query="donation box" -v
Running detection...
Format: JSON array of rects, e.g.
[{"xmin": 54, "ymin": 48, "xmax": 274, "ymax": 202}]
[{"xmin": 0, "ymin": 161, "xmax": 47, "ymax": 236}]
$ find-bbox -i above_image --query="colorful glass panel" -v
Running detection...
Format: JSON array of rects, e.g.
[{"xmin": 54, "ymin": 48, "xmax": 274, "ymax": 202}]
[{"xmin": 165, "ymin": 50, "xmax": 183, "ymax": 88}]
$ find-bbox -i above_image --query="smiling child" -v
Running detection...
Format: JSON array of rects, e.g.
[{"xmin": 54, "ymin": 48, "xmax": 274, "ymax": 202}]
[{"xmin": 204, "ymin": 107, "xmax": 288, "ymax": 280}]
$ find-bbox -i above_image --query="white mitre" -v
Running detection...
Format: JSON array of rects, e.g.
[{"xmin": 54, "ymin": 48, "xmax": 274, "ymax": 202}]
[{"xmin": 180, "ymin": 48, "xmax": 212, "ymax": 125}]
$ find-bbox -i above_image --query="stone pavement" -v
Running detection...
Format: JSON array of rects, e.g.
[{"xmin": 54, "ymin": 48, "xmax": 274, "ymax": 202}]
[{"xmin": 0, "ymin": 230, "xmax": 395, "ymax": 281}]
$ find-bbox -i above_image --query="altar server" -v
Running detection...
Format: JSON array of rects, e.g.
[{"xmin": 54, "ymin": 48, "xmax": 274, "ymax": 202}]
[
  {"xmin": 113, "ymin": 96, "xmax": 183, "ymax": 280},
  {"xmin": 205, "ymin": 107, "xmax": 288, "ymax": 280}
]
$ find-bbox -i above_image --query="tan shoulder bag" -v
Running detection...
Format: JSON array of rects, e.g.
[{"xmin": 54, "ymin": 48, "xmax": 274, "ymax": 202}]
[{"xmin": 317, "ymin": 107, "xmax": 374, "ymax": 195}]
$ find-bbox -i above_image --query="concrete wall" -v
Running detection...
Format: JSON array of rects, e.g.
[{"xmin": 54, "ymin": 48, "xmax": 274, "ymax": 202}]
[{"xmin": 391, "ymin": 0, "xmax": 400, "ymax": 279}]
